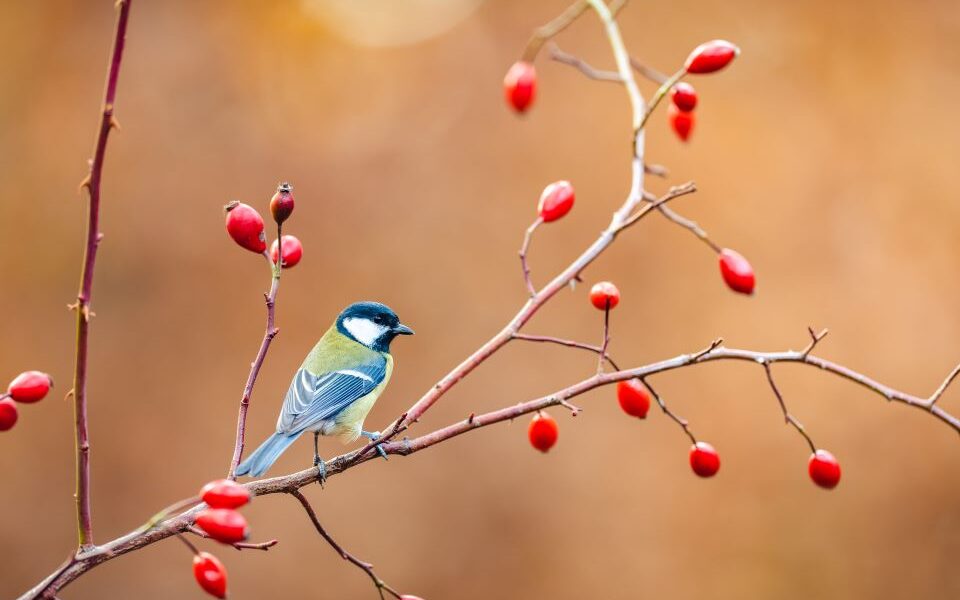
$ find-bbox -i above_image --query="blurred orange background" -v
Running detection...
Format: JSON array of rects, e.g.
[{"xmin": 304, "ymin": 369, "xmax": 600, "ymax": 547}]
[{"xmin": 1, "ymin": 1, "xmax": 959, "ymax": 598}]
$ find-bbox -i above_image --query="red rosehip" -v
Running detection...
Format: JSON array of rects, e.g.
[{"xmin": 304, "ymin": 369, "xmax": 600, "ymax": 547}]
[
  {"xmin": 684, "ymin": 40, "xmax": 740, "ymax": 74},
  {"xmin": 399, "ymin": 596, "xmax": 426, "ymax": 600},
  {"xmin": 538, "ymin": 180, "xmax": 575, "ymax": 223},
  {"xmin": 589, "ymin": 281, "xmax": 620, "ymax": 310},
  {"xmin": 270, "ymin": 235, "xmax": 303, "ymax": 269},
  {"xmin": 668, "ymin": 104, "xmax": 695, "ymax": 142},
  {"xmin": 808, "ymin": 449, "xmax": 841, "ymax": 489},
  {"xmin": 192, "ymin": 551, "xmax": 227, "ymax": 599},
  {"xmin": 504, "ymin": 61, "xmax": 537, "ymax": 114},
  {"xmin": 224, "ymin": 201, "xmax": 266, "ymax": 254},
  {"xmin": 528, "ymin": 412, "xmax": 558, "ymax": 453},
  {"xmin": 200, "ymin": 479, "xmax": 251, "ymax": 510},
  {"xmin": 718, "ymin": 248, "xmax": 756, "ymax": 295},
  {"xmin": 269, "ymin": 182, "xmax": 295, "ymax": 225},
  {"xmin": 616, "ymin": 379, "xmax": 650, "ymax": 419},
  {"xmin": 671, "ymin": 82, "xmax": 697, "ymax": 112},
  {"xmin": 7, "ymin": 371, "xmax": 53, "ymax": 403},
  {"xmin": 195, "ymin": 508, "xmax": 249, "ymax": 544},
  {"xmin": 689, "ymin": 442, "xmax": 720, "ymax": 477},
  {"xmin": 0, "ymin": 398, "xmax": 18, "ymax": 431}
]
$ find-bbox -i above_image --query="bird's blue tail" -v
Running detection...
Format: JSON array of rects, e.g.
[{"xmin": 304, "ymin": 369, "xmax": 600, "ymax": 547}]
[{"xmin": 235, "ymin": 432, "xmax": 301, "ymax": 477}]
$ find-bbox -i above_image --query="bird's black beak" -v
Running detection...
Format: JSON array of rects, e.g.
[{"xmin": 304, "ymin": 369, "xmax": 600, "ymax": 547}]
[{"xmin": 393, "ymin": 323, "xmax": 414, "ymax": 335}]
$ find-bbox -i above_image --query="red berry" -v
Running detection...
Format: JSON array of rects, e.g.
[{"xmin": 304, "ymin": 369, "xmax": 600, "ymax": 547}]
[
  {"xmin": 808, "ymin": 449, "xmax": 841, "ymax": 489},
  {"xmin": 538, "ymin": 180, "xmax": 575, "ymax": 223},
  {"xmin": 671, "ymin": 82, "xmax": 697, "ymax": 112},
  {"xmin": 668, "ymin": 104, "xmax": 695, "ymax": 142},
  {"xmin": 195, "ymin": 508, "xmax": 249, "ymax": 544},
  {"xmin": 718, "ymin": 248, "xmax": 755, "ymax": 295},
  {"xmin": 0, "ymin": 399, "xmax": 18, "ymax": 431},
  {"xmin": 685, "ymin": 40, "xmax": 740, "ymax": 74},
  {"xmin": 7, "ymin": 371, "xmax": 53, "ymax": 403},
  {"xmin": 616, "ymin": 379, "xmax": 650, "ymax": 419},
  {"xmin": 528, "ymin": 412, "xmax": 558, "ymax": 453},
  {"xmin": 192, "ymin": 551, "xmax": 227, "ymax": 599},
  {"xmin": 589, "ymin": 281, "xmax": 620, "ymax": 310},
  {"xmin": 200, "ymin": 479, "xmax": 251, "ymax": 510},
  {"xmin": 689, "ymin": 442, "xmax": 720, "ymax": 477},
  {"xmin": 504, "ymin": 61, "xmax": 537, "ymax": 113},
  {"xmin": 224, "ymin": 201, "xmax": 266, "ymax": 254},
  {"xmin": 269, "ymin": 182, "xmax": 295, "ymax": 225},
  {"xmin": 399, "ymin": 596, "xmax": 426, "ymax": 600},
  {"xmin": 270, "ymin": 235, "xmax": 303, "ymax": 269}
]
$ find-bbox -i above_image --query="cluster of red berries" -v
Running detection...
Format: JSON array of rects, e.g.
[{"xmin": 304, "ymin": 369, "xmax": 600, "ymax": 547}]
[
  {"xmin": 190, "ymin": 479, "xmax": 253, "ymax": 598},
  {"xmin": 0, "ymin": 371, "xmax": 54, "ymax": 432},
  {"xmin": 224, "ymin": 183, "xmax": 303, "ymax": 268},
  {"xmin": 503, "ymin": 40, "xmax": 739, "ymax": 147},
  {"xmin": 667, "ymin": 40, "xmax": 740, "ymax": 142},
  {"xmin": 525, "ymin": 280, "xmax": 839, "ymax": 489}
]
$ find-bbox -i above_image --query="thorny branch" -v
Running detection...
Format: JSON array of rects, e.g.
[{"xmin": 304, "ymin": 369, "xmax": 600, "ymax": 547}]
[{"xmin": 69, "ymin": 0, "xmax": 133, "ymax": 551}]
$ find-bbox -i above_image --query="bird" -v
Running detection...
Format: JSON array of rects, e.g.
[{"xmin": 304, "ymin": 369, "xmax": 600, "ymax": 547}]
[{"xmin": 235, "ymin": 301, "xmax": 413, "ymax": 478}]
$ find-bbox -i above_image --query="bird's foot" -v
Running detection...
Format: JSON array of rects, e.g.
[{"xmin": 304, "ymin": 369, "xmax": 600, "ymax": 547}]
[
  {"xmin": 314, "ymin": 456, "xmax": 327, "ymax": 487},
  {"xmin": 361, "ymin": 430, "xmax": 389, "ymax": 461}
]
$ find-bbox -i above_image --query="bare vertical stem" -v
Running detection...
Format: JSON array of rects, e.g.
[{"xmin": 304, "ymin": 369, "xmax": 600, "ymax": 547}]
[
  {"xmin": 70, "ymin": 0, "xmax": 133, "ymax": 550},
  {"xmin": 227, "ymin": 253, "xmax": 282, "ymax": 479},
  {"xmin": 597, "ymin": 303, "xmax": 611, "ymax": 373},
  {"xmin": 519, "ymin": 217, "xmax": 543, "ymax": 297}
]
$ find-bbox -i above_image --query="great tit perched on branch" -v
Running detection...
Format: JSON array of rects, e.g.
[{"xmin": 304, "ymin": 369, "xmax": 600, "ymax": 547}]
[{"xmin": 235, "ymin": 301, "xmax": 413, "ymax": 478}]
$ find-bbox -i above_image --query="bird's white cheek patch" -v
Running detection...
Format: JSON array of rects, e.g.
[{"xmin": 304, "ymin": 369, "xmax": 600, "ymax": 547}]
[{"xmin": 343, "ymin": 317, "xmax": 387, "ymax": 347}]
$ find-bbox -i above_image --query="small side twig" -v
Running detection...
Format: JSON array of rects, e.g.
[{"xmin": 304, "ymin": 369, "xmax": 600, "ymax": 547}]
[
  {"xmin": 511, "ymin": 333, "xmax": 621, "ymax": 370},
  {"xmin": 801, "ymin": 327, "xmax": 829, "ymax": 358},
  {"xmin": 548, "ymin": 43, "xmax": 623, "ymax": 83},
  {"xmin": 186, "ymin": 526, "xmax": 278, "ymax": 552},
  {"xmin": 290, "ymin": 490, "xmax": 401, "ymax": 600},
  {"xmin": 519, "ymin": 217, "xmax": 543, "ymax": 297},
  {"xmin": 928, "ymin": 362, "xmax": 960, "ymax": 408},
  {"xmin": 597, "ymin": 302, "xmax": 612, "ymax": 374},
  {"xmin": 620, "ymin": 182, "xmax": 697, "ymax": 230},
  {"xmin": 761, "ymin": 361, "xmax": 817, "ymax": 453},
  {"xmin": 629, "ymin": 56, "xmax": 669, "ymax": 85},
  {"xmin": 642, "ymin": 379, "xmax": 696, "ymax": 444},
  {"xmin": 642, "ymin": 190, "xmax": 721, "ymax": 253},
  {"xmin": 521, "ymin": 0, "xmax": 589, "ymax": 62}
]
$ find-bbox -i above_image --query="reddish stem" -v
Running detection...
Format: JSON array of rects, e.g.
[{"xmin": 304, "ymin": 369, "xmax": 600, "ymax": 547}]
[
  {"xmin": 227, "ymin": 252, "xmax": 281, "ymax": 479},
  {"xmin": 70, "ymin": 0, "xmax": 133, "ymax": 551}
]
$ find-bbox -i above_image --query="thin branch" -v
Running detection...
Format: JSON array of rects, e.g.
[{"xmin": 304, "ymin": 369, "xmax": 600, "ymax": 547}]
[
  {"xmin": 642, "ymin": 379, "xmax": 696, "ymax": 444},
  {"xmin": 629, "ymin": 56, "xmax": 669, "ymax": 85},
  {"xmin": 289, "ymin": 490, "xmax": 401, "ymax": 600},
  {"xmin": 761, "ymin": 362, "xmax": 817, "ymax": 453},
  {"xmin": 186, "ymin": 526, "xmax": 278, "ymax": 552},
  {"xmin": 548, "ymin": 43, "xmax": 623, "ymax": 83},
  {"xmin": 519, "ymin": 217, "xmax": 543, "ymax": 297},
  {"xmin": 521, "ymin": 0, "xmax": 589, "ymax": 63},
  {"xmin": 511, "ymin": 333, "xmax": 621, "ymax": 370},
  {"xmin": 929, "ymin": 363, "xmax": 960, "ymax": 407},
  {"xmin": 642, "ymin": 190, "xmax": 721, "ymax": 253},
  {"xmin": 639, "ymin": 68, "xmax": 685, "ymax": 130},
  {"xmin": 620, "ymin": 181, "xmax": 697, "ymax": 230},
  {"xmin": 68, "ymin": 0, "xmax": 133, "ymax": 551},
  {"xmin": 227, "ymin": 250, "xmax": 282, "ymax": 479},
  {"xmin": 597, "ymin": 303, "xmax": 612, "ymax": 374},
  {"xmin": 644, "ymin": 163, "xmax": 669, "ymax": 178},
  {"xmin": 801, "ymin": 327, "xmax": 829, "ymax": 358}
]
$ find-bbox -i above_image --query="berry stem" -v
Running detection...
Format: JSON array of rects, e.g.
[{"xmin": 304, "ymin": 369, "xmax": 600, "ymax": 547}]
[
  {"xmin": 639, "ymin": 68, "xmax": 686, "ymax": 131},
  {"xmin": 761, "ymin": 361, "xmax": 817, "ymax": 453},
  {"xmin": 597, "ymin": 303, "xmax": 611, "ymax": 374}
]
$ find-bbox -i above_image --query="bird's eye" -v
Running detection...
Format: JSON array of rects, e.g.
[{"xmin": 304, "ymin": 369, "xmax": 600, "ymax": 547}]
[{"xmin": 373, "ymin": 315, "xmax": 384, "ymax": 324}]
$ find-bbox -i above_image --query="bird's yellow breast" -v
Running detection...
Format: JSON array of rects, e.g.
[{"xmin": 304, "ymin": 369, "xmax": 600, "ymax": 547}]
[{"xmin": 330, "ymin": 354, "xmax": 393, "ymax": 443}]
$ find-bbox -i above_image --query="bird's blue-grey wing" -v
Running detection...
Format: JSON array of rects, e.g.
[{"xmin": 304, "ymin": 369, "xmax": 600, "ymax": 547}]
[{"xmin": 277, "ymin": 357, "xmax": 387, "ymax": 434}]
